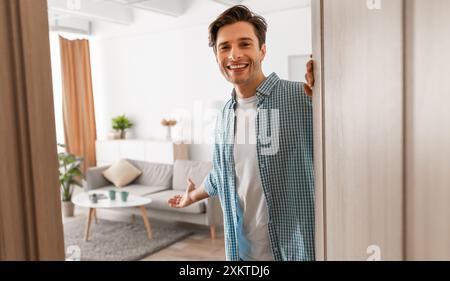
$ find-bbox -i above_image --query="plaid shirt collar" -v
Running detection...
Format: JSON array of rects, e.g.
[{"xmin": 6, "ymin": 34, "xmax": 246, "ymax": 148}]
[{"xmin": 230, "ymin": 72, "xmax": 280, "ymax": 106}]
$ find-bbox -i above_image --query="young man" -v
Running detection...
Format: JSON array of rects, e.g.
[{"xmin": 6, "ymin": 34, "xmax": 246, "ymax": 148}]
[{"xmin": 168, "ymin": 5, "xmax": 315, "ymax": 261}]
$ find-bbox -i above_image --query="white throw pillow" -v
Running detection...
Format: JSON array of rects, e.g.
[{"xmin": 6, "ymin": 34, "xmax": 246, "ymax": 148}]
[{"xmin": 102, "ymin": 159, "xmax": 142, "ymax": 187}]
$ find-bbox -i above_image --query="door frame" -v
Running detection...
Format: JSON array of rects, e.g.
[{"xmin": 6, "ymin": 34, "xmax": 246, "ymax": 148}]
[{"xmin": 311, "ymin": 0, "xmax": 326, "ymax": 261}]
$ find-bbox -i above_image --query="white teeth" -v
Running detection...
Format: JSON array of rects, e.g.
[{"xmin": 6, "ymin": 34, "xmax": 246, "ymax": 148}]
[{"xmin": 229, "ymin": 64, "xmax": 247, "ymax": 69}]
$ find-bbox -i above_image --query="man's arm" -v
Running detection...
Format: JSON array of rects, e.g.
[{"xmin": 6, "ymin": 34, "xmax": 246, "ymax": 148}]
[
  {"xmin": 169, "ymin": 103, "xmax": 222, "ymax": 209},
  {"xmin": 168, "ymin": 178, "xmax": 210, "ymax": 208}
]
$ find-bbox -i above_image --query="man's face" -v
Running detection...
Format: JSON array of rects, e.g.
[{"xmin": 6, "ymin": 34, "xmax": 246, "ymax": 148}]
[{"xmin": 215, "ymin": 21, "xmax": 266, "ymax": 86}]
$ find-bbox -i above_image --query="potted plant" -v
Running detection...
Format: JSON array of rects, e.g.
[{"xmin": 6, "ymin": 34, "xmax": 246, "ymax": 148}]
[
  {"xmin": 112, "ymin": 114, "xmax": 134, "ymax": 139},
  {"xmin": 58, "ymin": 144, "xmax": 84, "ymax": 217}
]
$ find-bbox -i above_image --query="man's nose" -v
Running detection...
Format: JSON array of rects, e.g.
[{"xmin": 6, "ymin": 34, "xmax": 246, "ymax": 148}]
[{"xmin": 228, "ymin": 47, "xmax": 242, "ymax": 61}]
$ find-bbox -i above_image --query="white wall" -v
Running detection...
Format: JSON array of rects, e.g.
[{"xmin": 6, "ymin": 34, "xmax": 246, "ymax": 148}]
[
  {"xmin": 50, "ymin": 2, "xmax": 311, "ymax": 161},
  {"xmin": 50, "ymin": 33, "xmax": 64, "ymax": 146}
]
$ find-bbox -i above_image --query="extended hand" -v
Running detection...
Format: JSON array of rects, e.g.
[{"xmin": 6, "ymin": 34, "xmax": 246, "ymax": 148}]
[
  {"xmin": 168, "ymin": 178, "xmax": 195, "ymax": 208},
  {"xmin": 304, "ymin": 56, "xmax": 315, "ymax": 97}
]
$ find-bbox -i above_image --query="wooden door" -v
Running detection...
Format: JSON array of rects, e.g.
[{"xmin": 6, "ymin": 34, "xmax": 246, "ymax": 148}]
[
  {"xmin": 0, "ymin": 0, "xmax": 65, "ymax": 260},
  {"xmin": 313, "ymin": 0, "xmax": 404, "ymax": 260},
  {"xmin": 405, "ymin": 0, "xmax": 450, "ymax": 261}
]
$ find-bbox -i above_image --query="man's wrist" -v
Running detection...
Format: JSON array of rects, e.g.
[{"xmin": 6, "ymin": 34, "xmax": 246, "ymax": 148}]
[{"xmin": 188, "ymin": 190, "xmax": 197, "ymax": 204}]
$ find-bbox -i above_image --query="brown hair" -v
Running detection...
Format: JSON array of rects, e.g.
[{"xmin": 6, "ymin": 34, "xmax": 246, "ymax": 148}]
[{"xmin": 208, "ymin": 5, "xmax": 267, "ymax": 53}]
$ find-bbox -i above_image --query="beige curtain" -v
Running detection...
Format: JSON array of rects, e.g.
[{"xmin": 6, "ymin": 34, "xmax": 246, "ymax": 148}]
[{"xmin": 59, "ymin": 36, "xmax": 97, "ymax": 172}]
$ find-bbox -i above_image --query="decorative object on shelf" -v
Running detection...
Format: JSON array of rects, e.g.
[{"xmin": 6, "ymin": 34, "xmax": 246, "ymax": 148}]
[
  {"xmin": 108, "ymin": 131, "xmax": 121, "ymax": 140},
  {"xmin": 161, "ymin": 119, "xmax": 177, "ymax": 141},
  {"xmin": 112, "ymin": 114, "xmax": 134, "ymax": 139},
  {"xmin": 58, "ymin": 143, "xmax": 84, "ymax": 217}
]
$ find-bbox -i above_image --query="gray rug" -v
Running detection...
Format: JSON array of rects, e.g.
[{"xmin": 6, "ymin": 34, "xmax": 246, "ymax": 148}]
[{"xmin": 63, "ymin": 216, "xmax": 193, "ymax": 261}]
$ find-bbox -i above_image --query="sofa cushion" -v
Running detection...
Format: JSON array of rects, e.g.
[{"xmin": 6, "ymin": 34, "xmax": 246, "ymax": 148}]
[
  {"xmin": 172, "ymin": 160, "xmax": 212, "ymax": 191},
  {"xmin": 102, "ymin": 159, "xmax": 142, "ymax": 187},
  {"xmin": 127, "ymin": 159, "xmax": 172, "ymax": 188},
  {"xmin": 97, "ymin": 185, "xmax": 169, "ymax": 197},
  {"xmin": 146, "ymin": 190, "xmax": 206, "ymax": 214}
]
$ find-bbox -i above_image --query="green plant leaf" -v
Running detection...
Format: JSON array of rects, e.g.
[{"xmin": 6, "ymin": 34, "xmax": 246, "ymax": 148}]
[
  {"xmin": 112, "ymin": 114, "xmax": 134, "ymax": 131},
  {"xmin": 57, "ymin": 144, "xmax": 85, "ymax": 201}
]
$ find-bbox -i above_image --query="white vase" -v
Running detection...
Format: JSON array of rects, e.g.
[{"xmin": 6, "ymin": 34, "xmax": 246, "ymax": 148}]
[
  {"xmin": 108, "ymin": 131, "xmax": 121, "ymax": 140},
  {"xmin": 166, "ymin": 126, "xmax": 172, "ymax": 141}
]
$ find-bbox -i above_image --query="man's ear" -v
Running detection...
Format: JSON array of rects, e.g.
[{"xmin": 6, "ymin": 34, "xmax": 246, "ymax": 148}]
[{"xmin": 260, "ymin": 43, "xmax": 267, "ymax": 62}]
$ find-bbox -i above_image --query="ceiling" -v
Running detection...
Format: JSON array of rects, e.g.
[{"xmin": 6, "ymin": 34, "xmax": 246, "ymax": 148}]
[{"xmin": 48, "ymin": 0, "xmax": 310, "ymax": 35}]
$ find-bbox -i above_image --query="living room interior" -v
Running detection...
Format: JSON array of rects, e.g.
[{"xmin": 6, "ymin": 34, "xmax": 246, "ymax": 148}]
[
  {"xmin": 48, "ymin": 0, "xmax": 312, "ymax": 261},
  {"xmin": 3, "ymin": 0, "xmax": 450, "ymax": 264}
]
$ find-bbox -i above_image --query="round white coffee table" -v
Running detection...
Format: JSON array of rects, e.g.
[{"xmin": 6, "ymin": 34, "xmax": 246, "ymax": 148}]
[{"xmin": 72, "ymin": 190, "xmax": 153, "ymax": 241}]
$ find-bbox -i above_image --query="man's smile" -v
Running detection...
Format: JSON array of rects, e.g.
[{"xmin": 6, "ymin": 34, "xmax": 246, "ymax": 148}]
[{"xmin": 226, "ymin": 63, "xmax": 249, "ymax": 73}]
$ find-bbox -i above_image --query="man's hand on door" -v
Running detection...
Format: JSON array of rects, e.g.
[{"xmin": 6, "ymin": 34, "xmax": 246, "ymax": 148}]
[{"xmin": 304, "ymin": 56, "xmax": 315, "ymax": 97}]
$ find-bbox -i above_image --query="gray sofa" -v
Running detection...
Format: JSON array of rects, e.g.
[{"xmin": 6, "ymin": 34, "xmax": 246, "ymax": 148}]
[{"xmin": 85, "ymin": 159, "xmax": 223, "ymax": 239}]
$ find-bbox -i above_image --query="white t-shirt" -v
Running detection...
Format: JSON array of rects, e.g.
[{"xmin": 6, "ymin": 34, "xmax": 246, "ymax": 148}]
[{"xmin": 233, "ymin": 95, "xmax": 274, "ymax": 261}]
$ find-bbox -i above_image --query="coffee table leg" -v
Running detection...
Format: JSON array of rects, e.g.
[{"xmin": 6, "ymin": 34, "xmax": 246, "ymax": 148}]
[
  {"xmin": 93, "ymin": 208, "xmax": 98, "ymax": 224},
  {"xmin": 84, "ymin": 208, "xmax": 94, "ymax": 241},
  {"xmin": 140, "ymin": 206, "xmax": 153, "ymax": 240}
]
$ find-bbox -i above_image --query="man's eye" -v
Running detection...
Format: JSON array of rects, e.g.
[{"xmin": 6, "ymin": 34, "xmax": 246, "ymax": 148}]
[{"xmin": 220, "ymin": 46, "xmax": 230, "ymax": 50}]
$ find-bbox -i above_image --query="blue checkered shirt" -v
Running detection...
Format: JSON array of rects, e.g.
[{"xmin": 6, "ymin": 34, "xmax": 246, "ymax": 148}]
[{"xmin": 203, "ymin": 72, "xmax": 315, "ymax": 261}]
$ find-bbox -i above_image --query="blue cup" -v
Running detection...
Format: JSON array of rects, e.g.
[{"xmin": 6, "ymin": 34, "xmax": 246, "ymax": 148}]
[
  {"xmin": 109, "ymin": 190, "xmax": 116, "ymax": 200},
  {"xmin": 121, "ymin": 191, "xmax": 129, "ymax": 202}
]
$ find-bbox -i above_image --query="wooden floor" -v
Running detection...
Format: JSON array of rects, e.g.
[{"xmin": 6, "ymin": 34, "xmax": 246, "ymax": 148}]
[{"xmin": 141, "ymin": 227, "xmax": 225, "ymax": 261}]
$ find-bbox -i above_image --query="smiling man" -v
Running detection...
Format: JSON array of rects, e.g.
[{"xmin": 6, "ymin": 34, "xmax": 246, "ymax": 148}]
[{"xmin": 169, "ymin": 5, "xmax": 315, "ymax": 261}]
